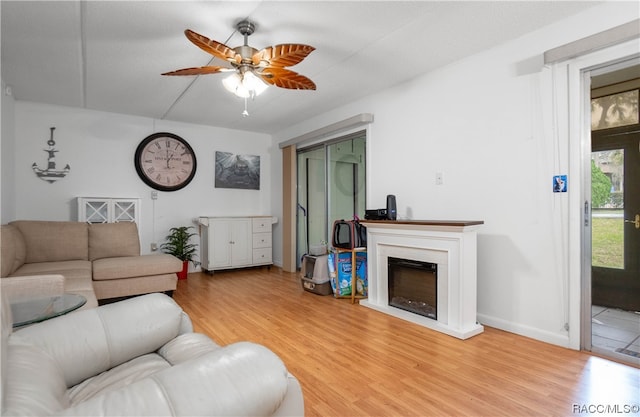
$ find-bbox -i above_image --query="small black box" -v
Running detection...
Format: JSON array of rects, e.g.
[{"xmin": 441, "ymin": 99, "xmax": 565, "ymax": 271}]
[{"xmin": 365, "ymin": 208, "xmax": 387, "ymax": 220}]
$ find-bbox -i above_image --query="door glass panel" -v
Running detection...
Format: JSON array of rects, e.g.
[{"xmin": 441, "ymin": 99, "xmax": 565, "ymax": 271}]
[
  {"xmin": 328, "ymin": 138, "xmax": 366, "ymax": 227},
  {"xmin": 297, "ymin": 147, "xmax": 326, "ymax": 265},
  {"xmin": 591, "ymin": 149, "xmax": 624, "ymax": 269},
  {"xmin": 591, "ymin": 90, "xmax": 639, "ymax": 131}
]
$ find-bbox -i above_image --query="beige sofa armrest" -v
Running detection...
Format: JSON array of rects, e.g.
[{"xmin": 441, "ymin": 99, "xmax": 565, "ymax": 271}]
[{"xmin": 0, "ymin": 275, "xmax": 65, "ymax": 301}]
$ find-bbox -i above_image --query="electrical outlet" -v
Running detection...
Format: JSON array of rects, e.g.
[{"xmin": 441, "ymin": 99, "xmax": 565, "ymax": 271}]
[
  {"xmin": 150, "ymin": 243, "xmax": 158, "ymax": 251},
  {"xmin": 151, "ymin": 191, "xmax": 158, "ymax": 200},
  {"xmin": 435, "ymin": 172, "xmax": 444, "ymax": 185}
]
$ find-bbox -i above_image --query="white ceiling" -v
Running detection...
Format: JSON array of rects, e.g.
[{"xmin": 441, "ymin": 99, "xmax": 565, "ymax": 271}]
[{"xmin": 1, "ymin": 1, "xmax": 603, "ymax": 134}]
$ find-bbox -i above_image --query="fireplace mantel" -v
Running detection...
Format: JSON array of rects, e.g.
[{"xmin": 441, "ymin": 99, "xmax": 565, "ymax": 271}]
[
  {"xmin": 360, "ymin": 219, "xmax": 484, "ymax": 339},
  {"xmin": 361, "ymin": 219, "xmax": 484, "ymax": 227}
]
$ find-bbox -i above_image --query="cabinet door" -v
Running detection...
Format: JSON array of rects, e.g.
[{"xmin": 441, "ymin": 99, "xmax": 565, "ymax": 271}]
[
  {"xmin": 230, "ymin": 219, "xmax": 252, "ymax": 266},
  {"xmin": 211, "ymin": 220, "xmax": 232, "ymax": 268},
  {"xmin": 79, "ymin": 199, "xmax": 110, "ymax": 223},
  {"xmin": 112, "ymin": 199, "xmax": 139, "ymax": 222}
]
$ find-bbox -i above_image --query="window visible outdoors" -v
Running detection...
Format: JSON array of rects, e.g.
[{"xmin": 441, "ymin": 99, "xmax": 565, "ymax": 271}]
[
  {"xmin": 591, "ymin": 150, "xmax": 624, "ymax": 269},
  {"xmin": 591, "ymin": 89, "xmax": 639, "ymax": 131}
]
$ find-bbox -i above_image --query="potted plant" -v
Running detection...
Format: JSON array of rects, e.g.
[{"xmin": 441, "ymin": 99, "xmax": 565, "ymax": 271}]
[{"xmin": 161, "ymin": 226, "xmax": 198, "ymax": 280}]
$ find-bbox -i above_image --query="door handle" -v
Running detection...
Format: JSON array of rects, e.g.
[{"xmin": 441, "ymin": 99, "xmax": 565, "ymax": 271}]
[{"xmin": 624, "ymin": 214, "xmax": 640, "ymax": 229}]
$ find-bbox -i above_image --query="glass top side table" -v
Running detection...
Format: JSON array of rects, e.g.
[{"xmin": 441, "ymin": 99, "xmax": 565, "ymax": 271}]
[{"xmin": 10, "ymin": 294, "xmax": 87, "ymax": 328}]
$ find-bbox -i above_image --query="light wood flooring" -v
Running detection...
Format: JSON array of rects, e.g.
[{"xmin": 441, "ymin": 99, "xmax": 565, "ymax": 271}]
[{"xmin": 173, "ymin": 268, "xmax": 640, "ymax": 417}]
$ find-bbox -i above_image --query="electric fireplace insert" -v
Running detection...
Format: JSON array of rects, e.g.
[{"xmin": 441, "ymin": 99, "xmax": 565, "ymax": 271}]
[{"xmin": 387, "ymin": 257, "xmax": 437, "ymax": 320}]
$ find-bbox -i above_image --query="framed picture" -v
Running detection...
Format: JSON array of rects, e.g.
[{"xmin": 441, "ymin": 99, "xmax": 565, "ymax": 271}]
[
  {"xmin": 553, "ymin": 175, "xmax": 567, "ymax": 193},
  {"xmin": 215, "ymin": 151, "xmax": 260, "ymax": 190}
]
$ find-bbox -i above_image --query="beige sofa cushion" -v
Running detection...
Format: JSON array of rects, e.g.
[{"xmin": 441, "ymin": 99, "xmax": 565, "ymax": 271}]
[
  {"xmin": 10, "ymin": 221, "xmax": 88, "ymax": 263},
  {"xmin": 0, "ymin": 274, "xmax": 65, "ymax": 300},
  {"xmin": 9, "ymin": 260, "xmax": 98, "ymax": 308},
  {"xmin": 1, "ymin": 225, "xmax": 26, "ymax": 277},
  {"xmin": 89, "ymin": 222, "xmax": 140, "ymax": 261},
  {"xmin": 11, "ymin": 260, "xmax": 92, "ymax": 276},
  {"xmin": 92, "ymin": 255, "xmax": 182, "ymax": 281}
]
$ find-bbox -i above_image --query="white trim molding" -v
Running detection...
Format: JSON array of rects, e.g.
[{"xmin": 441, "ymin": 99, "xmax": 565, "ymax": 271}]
[
  {"xmin": 544, "ymin": 19, "xmax": 639, "ymax": 65},
  {"xmin": 278, "ymin": 113, "xmax": 373, "ymax": 149}
]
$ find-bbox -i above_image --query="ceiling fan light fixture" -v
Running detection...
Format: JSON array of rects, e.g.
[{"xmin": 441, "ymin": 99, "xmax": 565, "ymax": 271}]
[
  {"xmin": 222, "ymin": 70, "xmax": 268, "ymax": 99},
  {"xmin": 222, "ymin": 73, "xmax": 245, "ymax": 96},
  {"xmin": 242, "ymin": 71, "xmax": 268, "ymax": 96}
]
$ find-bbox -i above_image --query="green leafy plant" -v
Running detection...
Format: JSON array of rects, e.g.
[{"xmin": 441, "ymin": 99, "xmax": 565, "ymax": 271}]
[
  {"xmin": 161, "ymin": 226, "xmax": 198, "ymax": 266},
  {"xmin": 591, "ymin": 160, "xmax": 612, "ymax": 208}
]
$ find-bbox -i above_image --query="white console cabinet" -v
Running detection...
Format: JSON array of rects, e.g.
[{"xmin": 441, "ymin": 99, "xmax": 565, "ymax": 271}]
[
  {"xmin": 77, "ymin": 197, "xmax": 140, "ymax": 224},
  {"xmin": 199, "ymin": 216, "xmax": 276, "ymax": 272}
]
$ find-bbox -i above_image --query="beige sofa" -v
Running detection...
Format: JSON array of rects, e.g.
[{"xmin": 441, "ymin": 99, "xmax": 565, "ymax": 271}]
[{"xmin": 1, "ymin": 220, "xmax": 182, "ymax": 308}]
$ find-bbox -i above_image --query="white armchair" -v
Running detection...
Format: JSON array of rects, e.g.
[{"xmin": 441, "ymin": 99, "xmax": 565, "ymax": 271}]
[{"xmin": 1, "ymin": 293, "xmax": 304, "ymax": 416}]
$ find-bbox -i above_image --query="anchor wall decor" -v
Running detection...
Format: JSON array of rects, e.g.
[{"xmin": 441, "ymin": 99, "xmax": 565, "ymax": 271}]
[{"xmin": 32, "ymin": 127, "xmax": 70, "ymax": 183}]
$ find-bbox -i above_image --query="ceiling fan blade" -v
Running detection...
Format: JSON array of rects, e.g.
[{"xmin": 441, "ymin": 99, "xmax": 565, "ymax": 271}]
[
  {"xmin": 184, "ymin": 29, "xmax": 239, "ymax": 63},
  {"xmin": 252, "ymin": 44, "xmax": 315, "ymax": 68},
  {"xmin": 162, "ymin": 66, "xmax": 231, "ymax": 76},
  {"xmin": 259, "ymin": 67, "xmax": 316, "ymax": 90}
]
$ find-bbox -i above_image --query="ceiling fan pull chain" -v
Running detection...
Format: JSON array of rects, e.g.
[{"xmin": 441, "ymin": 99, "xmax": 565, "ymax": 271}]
[{"xmin": 242, "ymin": 97, "xmax": 249, "ymax": 117}]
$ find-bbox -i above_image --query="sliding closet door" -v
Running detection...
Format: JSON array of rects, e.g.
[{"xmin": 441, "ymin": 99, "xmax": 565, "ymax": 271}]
[{"xmin": 296, "ymin": 134, "xmax": 366, "ymax": 267}]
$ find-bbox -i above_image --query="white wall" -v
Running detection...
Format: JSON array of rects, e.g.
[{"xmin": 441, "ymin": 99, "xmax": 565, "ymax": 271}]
[
  {"xmin": 1, "ymin": 81, "xmax": 17, "ymax": 222},
  {"xmin": 271, "ymin": 2, "xmax": 639, "ymax": 347},
  {"xmin": 8, "ymin": 101, "xmax": 272, "ymax": 269}
]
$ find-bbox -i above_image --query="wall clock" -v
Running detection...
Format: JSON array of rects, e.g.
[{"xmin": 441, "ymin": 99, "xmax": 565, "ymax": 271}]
[{"xmin": 134, "ymin": 132, "xmax": 197, "ymax": 191}]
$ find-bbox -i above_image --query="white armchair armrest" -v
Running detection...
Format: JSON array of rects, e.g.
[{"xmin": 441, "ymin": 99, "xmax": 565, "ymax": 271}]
[
  {"xmin": 10, "ymin": 293, "xmax": 192, "ymax": 388},
  {"xmin": 0, "ymin": 275, "xmax": 65, "ymax": 301}
]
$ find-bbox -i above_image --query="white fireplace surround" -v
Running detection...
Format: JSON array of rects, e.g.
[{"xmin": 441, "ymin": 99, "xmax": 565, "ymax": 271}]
[{"xmin": 360, "ymin": 220, "xmax": 484, "ymax": 340}]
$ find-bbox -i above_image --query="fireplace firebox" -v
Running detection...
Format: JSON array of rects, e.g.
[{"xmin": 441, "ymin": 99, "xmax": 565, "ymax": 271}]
[{"xmin": 388, "ymin": 257, "xmax": 437, "ymax": 320}]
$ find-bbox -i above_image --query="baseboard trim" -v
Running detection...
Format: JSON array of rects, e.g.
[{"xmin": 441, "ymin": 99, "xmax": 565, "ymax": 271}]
[{"xmin": 477, "ymin": 313, "xmax": 572, "ymax": 349}]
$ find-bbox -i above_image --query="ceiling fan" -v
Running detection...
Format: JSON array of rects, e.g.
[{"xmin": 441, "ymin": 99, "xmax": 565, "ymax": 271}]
[{"xmin": 162, "ymin": 20, "xmax": 316, "ymax": 100}]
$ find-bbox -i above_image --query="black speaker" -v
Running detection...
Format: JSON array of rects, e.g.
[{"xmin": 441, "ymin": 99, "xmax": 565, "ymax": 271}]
[{"xmin": 386, "ymin": 194, "xmax": 397, "ymax": 220}]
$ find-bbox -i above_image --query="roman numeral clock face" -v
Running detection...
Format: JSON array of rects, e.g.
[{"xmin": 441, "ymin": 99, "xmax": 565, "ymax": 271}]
[{"xmin": 134, "ymin": 133, "xmax": 197, "ymax": 191}]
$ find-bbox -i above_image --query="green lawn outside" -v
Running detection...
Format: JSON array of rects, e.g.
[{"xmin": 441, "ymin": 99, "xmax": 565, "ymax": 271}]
[{"xmin": 592, "ymin": 217, "xmax": 624, "ymax": 269}]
